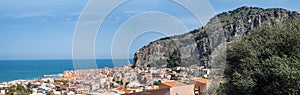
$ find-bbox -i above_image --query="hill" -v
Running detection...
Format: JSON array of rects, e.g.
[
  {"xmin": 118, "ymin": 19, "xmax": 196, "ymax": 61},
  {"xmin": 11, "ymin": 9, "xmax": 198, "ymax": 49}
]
[{"xmin": 133, "ymin": 6, "xmax": 300, "ymax": 68}]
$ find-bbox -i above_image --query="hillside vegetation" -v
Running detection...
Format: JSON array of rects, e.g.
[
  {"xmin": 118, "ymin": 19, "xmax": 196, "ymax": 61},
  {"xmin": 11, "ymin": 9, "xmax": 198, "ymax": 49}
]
[{"xmin": 218, "ymin": 20, "xmax": 300, "ymax": 95}]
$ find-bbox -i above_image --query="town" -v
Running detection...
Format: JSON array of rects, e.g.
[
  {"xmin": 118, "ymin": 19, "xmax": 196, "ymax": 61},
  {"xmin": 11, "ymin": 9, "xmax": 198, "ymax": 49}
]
[{"xmin": 0, "ymin": 61, "xmax": 224, "ymax": 95}]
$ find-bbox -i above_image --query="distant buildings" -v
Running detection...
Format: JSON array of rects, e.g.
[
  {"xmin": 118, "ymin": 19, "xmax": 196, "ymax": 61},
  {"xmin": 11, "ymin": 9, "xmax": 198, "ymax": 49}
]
[
  {"xmin": 0, "ymin": 62, "xmax": 220, "ymax": 95},
  {"xmin": 0, "ymin": 82, "xmax": 8, "ymax": 94}
]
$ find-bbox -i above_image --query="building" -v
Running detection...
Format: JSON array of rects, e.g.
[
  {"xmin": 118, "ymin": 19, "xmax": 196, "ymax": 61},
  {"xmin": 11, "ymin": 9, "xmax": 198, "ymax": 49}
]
[
  {"xmin": 123, "ymin": 80, "xmax": 194, "ymax": 95},
  {"xmin": 0, "ymin": 82, "xmax": 8, "ymax": 94},
  {"xmin": 190, "ymin": 78, "xmax": 211, "ymax": 95}
]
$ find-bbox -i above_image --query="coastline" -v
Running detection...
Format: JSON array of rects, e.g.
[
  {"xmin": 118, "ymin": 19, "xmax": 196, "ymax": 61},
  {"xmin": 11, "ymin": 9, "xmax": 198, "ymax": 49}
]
[
  {"xmin": 0, "ymin": 62, "xmax": 217, "ymax": 95},
  {"xmin": 0, "ymin": 59, "xmax": 133, "ymax": 82},
  {"xmin": 1, "ymin": 73, "xmax": 63, "ymax": 83}
]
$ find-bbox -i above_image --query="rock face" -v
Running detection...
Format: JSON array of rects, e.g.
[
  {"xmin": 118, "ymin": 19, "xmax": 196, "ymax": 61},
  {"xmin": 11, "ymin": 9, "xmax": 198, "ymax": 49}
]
[{"xmin": 133, "ymin": 6, "xmax": 300, "ymax": 68}]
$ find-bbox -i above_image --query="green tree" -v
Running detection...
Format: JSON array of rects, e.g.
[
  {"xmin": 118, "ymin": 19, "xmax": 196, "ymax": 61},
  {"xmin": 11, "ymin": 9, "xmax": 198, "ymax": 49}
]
[
  {"xmin": 167, "ymin": 50, "xmax": 181, "ymax": 68},
  {"xmin": 26, "ymin": 82, "xmax": 33, "ymax": 94},
  {"xmin": 6, "ymin": 84, "xmax": 32, "ymax": 95},
  {"xmin": 46, "ymin": 90, "xmax": 55, "ymax": 95},
  {"xmin": 218, "ymin": 20, "xmax": 300, "ymax": 95}
]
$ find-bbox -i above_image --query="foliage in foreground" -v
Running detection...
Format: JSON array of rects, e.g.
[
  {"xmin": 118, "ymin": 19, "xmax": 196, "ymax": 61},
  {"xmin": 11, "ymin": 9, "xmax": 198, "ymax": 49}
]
[
  {"xmin": 6, "ymin": 83, "xmax": 32, "ymax": 95},
  {"xmin": 218, "ymin": 20, "xmax": 300, "ymax": 95}
]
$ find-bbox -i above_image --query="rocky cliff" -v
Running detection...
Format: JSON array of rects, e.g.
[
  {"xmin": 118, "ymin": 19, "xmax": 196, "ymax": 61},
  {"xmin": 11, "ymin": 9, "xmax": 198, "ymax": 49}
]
[{"xmin": 133, "ymin": 6, "xmax": 300, "ymax": 68}]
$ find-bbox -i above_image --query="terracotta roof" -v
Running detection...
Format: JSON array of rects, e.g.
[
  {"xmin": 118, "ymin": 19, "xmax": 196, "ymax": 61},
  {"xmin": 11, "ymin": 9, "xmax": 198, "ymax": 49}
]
[
  {"xmin": 116, "ymin": 86, "xmax": 125, "ymax": 90},
  {"xmin": 116, "ymin": 86, "xmax": 132, "ymax": 94},
  {"xmin": 194, "ymin": 78, "xmax": 211, "ymax": 92},
  {"xmin": 196, "ymin": 78, "xmax": 211, "ymax": 83},
  {"xmin": 123, "ymin": 88, "xmax": 170, "ymax": 95},
  {"xmin": 124, "ymin": 89, "xmax": 132, "ymax": 94},
  {"xmin": 161, "ymin": 81, "xmax": 186, "ymax": 87},
  {"xmin": 145, "ymin": 86, "xmax": 159, "ymax": 91}
]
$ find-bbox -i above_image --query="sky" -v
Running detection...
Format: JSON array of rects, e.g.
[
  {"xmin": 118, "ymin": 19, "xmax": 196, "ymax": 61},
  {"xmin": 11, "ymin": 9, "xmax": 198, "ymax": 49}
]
[{"xmin": 0, "ymin": 0, "xmax": 299, "ymax": 60}]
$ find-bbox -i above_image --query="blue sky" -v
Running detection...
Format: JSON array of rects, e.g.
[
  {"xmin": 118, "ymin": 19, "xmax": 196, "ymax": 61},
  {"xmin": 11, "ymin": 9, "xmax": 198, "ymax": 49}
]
[{"xmin": 0, "ymin": 0, "xmax": 299, "ymax": 60}]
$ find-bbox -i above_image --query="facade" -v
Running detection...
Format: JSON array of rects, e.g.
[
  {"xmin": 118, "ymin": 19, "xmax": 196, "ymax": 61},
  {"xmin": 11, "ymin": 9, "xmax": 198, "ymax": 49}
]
[{"xmin": 190, "ymin": 78, "xmax": 211, "ymax": 95}]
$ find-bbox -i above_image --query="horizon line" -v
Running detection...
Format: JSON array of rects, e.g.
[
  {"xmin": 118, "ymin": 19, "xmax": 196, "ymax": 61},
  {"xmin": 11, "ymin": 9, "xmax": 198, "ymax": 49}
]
[{"xmin": 0, "ymin": 58, "xmax": 134, "ymax": 61}]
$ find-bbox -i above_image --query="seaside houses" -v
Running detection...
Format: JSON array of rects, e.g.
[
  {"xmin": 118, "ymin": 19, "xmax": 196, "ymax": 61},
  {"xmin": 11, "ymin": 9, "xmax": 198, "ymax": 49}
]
[
  {"xmin": 0, "ymin": 82, "xmax": 8, "ymax": 94},
  {"xmin": 0, "ymin": 62, "xmax": 218, "ymax": 95}
]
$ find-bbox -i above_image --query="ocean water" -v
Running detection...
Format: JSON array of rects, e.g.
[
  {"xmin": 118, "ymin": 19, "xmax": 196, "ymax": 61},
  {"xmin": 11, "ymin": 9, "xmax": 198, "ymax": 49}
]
[{"xmin": 0, "ymin": 59, "xmax": 133, "ymax": 82}]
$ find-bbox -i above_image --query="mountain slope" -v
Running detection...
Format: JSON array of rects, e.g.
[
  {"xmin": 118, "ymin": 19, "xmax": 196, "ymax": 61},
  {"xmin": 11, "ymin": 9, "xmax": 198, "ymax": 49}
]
[{"xmin": 133, "ymin": 6, "xmax": 300, "ymax": 68}]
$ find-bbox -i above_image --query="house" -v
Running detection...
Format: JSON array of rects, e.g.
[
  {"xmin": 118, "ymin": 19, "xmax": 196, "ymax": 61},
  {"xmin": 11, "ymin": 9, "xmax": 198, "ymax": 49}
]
[
  {"xmin": 158, "ymin": 80, "xmax": 185, "ymax": 89},
  {"xmin": 0, "ymin": 83, "xmax": 8, "ymax": 94},
  {"xmin": 123, "ymin": 81, "xmax": 194, "ymax": 95},
  {"xmin": 190, "ymin": 78, "xmax": 211, "ymax": 95}
]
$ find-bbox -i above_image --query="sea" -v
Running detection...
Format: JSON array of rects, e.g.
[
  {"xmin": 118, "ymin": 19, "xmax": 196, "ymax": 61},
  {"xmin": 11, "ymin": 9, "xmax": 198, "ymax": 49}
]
[{"xmin": 0, "ymin": 59, "xmax": 133, "ymax": 82}]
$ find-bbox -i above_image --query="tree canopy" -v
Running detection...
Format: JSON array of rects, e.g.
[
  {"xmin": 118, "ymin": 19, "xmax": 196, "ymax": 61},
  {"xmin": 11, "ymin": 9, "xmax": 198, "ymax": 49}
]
[
  {"xmin": 6, "ymin": 84, "xmax": 32, "ymax": 95},
  {"xmin": 218, "ymin": 20, "xmax": 300, "ymax": 95}
]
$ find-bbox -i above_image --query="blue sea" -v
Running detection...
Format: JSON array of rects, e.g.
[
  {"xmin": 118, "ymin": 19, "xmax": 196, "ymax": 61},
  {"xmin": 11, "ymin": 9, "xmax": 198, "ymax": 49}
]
[{"xmin": 0, "ymin": 59, "xmax": 133, "ymax": 82}]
